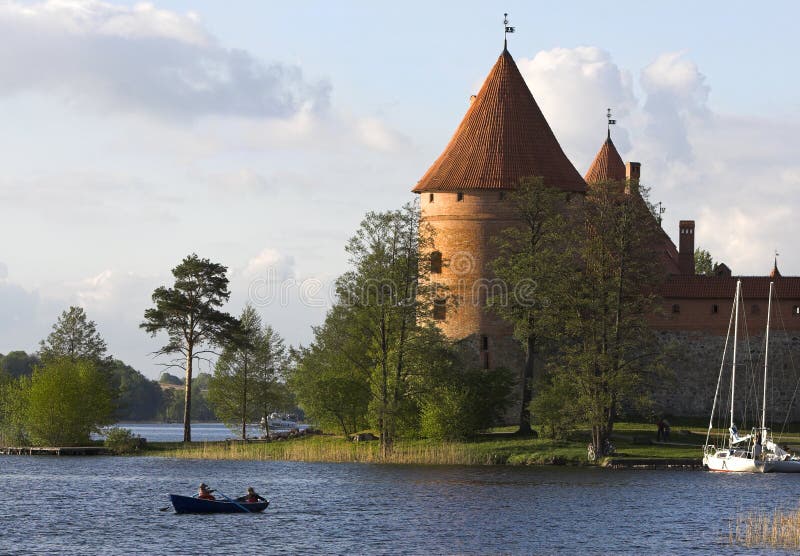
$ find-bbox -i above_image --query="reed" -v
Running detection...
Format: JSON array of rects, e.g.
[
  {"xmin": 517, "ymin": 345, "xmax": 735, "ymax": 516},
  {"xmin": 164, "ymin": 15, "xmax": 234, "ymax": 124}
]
[
  {"xmin": 149, "ymin": 437, "xmax": 507, "ymax": 465},
  {"xmin": 146, "ymin": 434, "xmax": 597, "ymax": 466},
  {"xmin": 731, "ymin": 506, "xmax": 800, "ymax": 549}
]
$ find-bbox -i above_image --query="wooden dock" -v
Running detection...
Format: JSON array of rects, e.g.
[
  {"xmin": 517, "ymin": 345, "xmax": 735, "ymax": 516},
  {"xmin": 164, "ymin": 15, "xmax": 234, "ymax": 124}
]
[
  {"xmin": 603, "ymin": 457, "xmax": 703, "ymax": 470},
  {"xmin": 0, "ymin": 446, "xmax": 109, "ymax": 456}
]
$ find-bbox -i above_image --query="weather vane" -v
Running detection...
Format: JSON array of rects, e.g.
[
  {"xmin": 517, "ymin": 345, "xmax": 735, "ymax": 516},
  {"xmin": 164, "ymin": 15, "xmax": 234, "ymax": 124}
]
[
  {"xmin": 655, "ymin": 201, "xmax": 666, "ymax": 225},
  {"xmin": 607, "ymin": 108, "xmax": 616, "ymax": 139},
  {"xmin": 504, "ymin": 13, "xmax": 515, "ymax": 49}
]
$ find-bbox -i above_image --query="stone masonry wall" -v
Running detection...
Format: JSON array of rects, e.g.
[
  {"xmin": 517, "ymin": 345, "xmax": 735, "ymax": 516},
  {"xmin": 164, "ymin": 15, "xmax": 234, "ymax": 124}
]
[{"xmin": 653, "ymin": 330, "xmax": 800, "ymax": 423}]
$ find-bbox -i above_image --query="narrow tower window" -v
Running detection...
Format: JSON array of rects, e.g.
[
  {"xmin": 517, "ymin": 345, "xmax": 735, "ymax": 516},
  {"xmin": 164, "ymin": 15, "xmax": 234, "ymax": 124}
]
[
  {"xmin": 457, "ymin": 192, "xmax": 464, "ymax": 202},
  {"xmin": 672, "ymin": 304, "xmax": 680, "ymax": 314},
  {"xmin": 794, "ymin": 306, "xmax": 800, "ymax": 316},
  {"xmin": 430, "ymin": 251, "xmax": 442, "ymax": 274},
  {"xmin": 429, "ymin": 193, "xmax": 434, "ymax": 203},
  {"xmin": 433, "ymin": 298, "xmax": 446, "ymax": 321},
  {"xmin": 499, "ymin": 191, "xmax": 505, "ymax": 200},
  {"xmin": 481, "ymin": 335, "xmax": 489, "ymax": 351},
  {"xmin": 711, "ymin": 304, "xmax": 719, "ymax": 314}
]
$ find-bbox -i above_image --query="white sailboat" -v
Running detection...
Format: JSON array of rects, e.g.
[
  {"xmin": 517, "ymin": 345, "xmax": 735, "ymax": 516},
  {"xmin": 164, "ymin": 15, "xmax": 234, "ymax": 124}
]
[{"xmin": 703, "ymin": 279, "xmax": 800, "ymax": 473}]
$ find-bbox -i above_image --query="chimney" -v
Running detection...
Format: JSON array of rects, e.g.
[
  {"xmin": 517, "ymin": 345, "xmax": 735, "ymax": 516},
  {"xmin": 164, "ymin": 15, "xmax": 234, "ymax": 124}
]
[
  {"xmin": 625, "ymin": 162, "xmax": 641, "ymax": 194},
  {"xmin": 626, "ymin": 162, "xmax": 641, "ymax": 183},
  {"xmin": 678, "ymin": 220, "xmax": 695, "ymax": 275}
]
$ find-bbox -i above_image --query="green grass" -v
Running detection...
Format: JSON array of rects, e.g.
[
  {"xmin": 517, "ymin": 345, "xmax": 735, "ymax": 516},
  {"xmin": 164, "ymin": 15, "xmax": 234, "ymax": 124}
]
[{"xmin": 142, "ymin": 421, "xmax": 734, "ymax": 466}]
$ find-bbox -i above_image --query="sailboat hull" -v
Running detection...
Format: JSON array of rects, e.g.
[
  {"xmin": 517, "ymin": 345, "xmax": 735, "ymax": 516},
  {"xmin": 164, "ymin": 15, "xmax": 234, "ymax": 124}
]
[
  {"xmin": 704, "ymin": 452, "xmax": 800, "ymax": 473},
  {"xmin": 704, "ymin": 453, "xmax": 766, "ymax": 473},
  {"xmin": 763, "ymin": 459, "xmax": 800, "ymax": 473}
]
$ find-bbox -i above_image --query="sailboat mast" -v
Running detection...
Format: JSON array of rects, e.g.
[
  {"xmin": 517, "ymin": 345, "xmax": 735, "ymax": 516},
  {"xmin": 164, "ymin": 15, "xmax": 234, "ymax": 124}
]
[
  {"xmin": 731, "ymin": 280, "xmax": 741, "ymax": 430},
  {"xmin": 762, "ymin": 281, "xmax": 774, "ymax": 433}
]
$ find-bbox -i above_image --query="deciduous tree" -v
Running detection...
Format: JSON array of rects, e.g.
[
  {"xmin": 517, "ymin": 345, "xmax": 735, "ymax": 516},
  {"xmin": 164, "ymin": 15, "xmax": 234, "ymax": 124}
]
[
  {"xmin": 560, "ymin": 181, "xmax": 664, "ymax": 457},
  {"xmin": 22, "ymin": 358, "xmax": 113, "ymax": 446},
  {"xmin": 208, "ymin": 305, "xmax": 286, "ymax": 439},
  {"xmin": 39, "ymin": 306, "xmax": 107, "ymax": 363},
  {"xmin": 695, "ymin": 248, "xmax": 715, "ymax": 275},
  {"xmin": 490, "ymin": 177, "xmax": 573, "ymax": 435}
]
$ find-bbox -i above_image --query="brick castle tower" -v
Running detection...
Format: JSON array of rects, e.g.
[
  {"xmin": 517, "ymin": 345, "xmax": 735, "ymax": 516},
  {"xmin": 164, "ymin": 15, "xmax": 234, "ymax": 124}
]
[{"xmin": 412, "ymin": 46, "xmax": 585, "ymax": 371}]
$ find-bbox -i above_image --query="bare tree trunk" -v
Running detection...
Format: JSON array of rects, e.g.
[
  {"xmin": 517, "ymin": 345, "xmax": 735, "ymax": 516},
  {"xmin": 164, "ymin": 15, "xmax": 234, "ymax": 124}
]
[
  {"xmin": 518, "ymin": 334, "xmax": 535, "ymax": 435},
  {"xmin": 379, "ymin": 309, "xmax": 390, "ymax": 459},
  {"xmin": 241, "ymin": 358, "xmax": 248, "ymax": 441},
  {"xmin": 183, "ymin": 349, "xmax": 193, "ymax": 443}
]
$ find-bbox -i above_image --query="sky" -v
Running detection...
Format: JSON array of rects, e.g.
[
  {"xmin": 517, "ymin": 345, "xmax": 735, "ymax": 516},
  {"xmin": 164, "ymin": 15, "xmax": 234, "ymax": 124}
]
[{"xmin": 2, "ymin": 0, "xmax": 800, "ymax": 378}]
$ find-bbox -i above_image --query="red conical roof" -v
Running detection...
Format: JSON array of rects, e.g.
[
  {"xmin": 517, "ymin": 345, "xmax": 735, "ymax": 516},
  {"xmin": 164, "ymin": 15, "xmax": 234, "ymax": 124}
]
[
  {"xmin": 412, "ymin": 49, "xmax": 586, "ymax": 193},
  {"xmin": 585, "ymin": 135, "xmax": 626, "ymax": 184}
]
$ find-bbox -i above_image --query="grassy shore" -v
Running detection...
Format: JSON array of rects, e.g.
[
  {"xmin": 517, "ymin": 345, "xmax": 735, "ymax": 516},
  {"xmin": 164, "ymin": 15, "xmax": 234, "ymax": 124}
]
[{"xmin": 143, "ymin": 422, "xmax": 717, "ymax": 466}]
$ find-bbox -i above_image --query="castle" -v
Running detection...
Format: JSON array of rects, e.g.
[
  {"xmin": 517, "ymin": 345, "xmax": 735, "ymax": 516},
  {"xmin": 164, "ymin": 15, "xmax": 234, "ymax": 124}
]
[{"xmin": 412, "ymin": 45, "xmax": 800, "ymax": 419}]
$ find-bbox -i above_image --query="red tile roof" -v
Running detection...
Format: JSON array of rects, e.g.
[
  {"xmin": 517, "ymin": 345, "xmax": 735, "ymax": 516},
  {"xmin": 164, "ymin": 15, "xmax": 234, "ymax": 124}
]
[
  {"xmin": 661, "ymin": 275, "xmax": 800, "ymax": 299},
  {"xmin": 412, "ymin": 49, "xmax": 586, "ymax": 193},
  {"xmin": 585, "ymin": 136, "xmax": 626, "ymax": 184}
]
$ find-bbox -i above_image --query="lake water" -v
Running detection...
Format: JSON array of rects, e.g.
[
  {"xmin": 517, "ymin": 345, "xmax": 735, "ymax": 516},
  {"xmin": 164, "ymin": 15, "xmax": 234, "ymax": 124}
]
[
  {"xmin": 101, "ymin": 422, "xmax": 307, "ymax": 442},
  {"xmin": 1, "ymin": 453, "xmax": 798, "ymax": 555}
]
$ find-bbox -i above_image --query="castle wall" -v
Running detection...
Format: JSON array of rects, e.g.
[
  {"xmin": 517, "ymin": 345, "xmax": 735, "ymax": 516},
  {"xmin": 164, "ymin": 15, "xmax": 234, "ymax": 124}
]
[
  {"xmin": 653, "ymin": 330, "xmax": 800, "ymax": 423},
  {"xmin": 655, "ymin": 298, "xmax": 800, "ymax": 333}
]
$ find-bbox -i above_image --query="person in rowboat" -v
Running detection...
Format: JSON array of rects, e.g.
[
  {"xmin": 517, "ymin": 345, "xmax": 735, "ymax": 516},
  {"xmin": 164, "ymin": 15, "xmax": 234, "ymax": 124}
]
[
  {"xmin": 236, "ymin": 487, "xmax": 266, "ymax": 503},
  {"xmin": 197, "ymin": 483, "xmax": 216, "ymax": 500}
]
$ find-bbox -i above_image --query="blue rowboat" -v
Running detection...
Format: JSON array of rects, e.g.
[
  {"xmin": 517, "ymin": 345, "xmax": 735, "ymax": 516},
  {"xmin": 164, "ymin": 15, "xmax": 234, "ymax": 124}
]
[{"xmin": 169, "ymin": 494, "xmax": 269, "ymax": 514}]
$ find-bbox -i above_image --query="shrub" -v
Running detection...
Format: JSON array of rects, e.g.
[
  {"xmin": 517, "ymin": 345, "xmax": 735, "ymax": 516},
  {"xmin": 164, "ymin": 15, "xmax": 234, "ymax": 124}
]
[
  {"xmin": 530, "ymin": 374, "xmax": 581, "ymax": 439},
  {"xmin": 420, "ymin": 367, "xmax": 513, "ymax": 440},
  {"xmin": 104, "ymin": 427, "xmax": 147, "ymax": 454}
]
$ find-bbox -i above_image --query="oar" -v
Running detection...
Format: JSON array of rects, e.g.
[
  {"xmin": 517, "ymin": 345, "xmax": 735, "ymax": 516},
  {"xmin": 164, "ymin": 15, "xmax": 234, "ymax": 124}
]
[{"xmin": 214, "ymin": 490, "xmax": 252, "ymax": 513}]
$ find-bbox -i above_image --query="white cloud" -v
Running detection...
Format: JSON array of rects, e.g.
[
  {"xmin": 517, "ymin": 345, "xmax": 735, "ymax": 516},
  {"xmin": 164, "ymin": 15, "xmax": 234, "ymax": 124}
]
[
  {"xmin": 0, "ymin": 261, "xmax": 7, "ymax": 280},
  {"xmin": 355, "ymin": 117, "xmax": 410, "ymax": 152},
  {"xmin": 240, "ymin": 248, "xmax": 295, "ymax": 281},
  {"xmin": 207, "ymin": 168, "xmax": 273, "ymax": 195},
  {"xmin": 0, "ymin": 0, "xmax": 330, "ymax": 120},
  {"xmin": 517, "ymin": 47, "xmax": 637, "ymax": 165},
  {"xmin": 515, "ymin": 46, "xmax": 800, "ymax": 275}
]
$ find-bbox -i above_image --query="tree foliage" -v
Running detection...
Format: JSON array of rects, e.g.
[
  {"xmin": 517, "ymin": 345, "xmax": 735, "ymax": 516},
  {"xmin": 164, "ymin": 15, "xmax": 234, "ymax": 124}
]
[
  {"xmin": 250, "ymin": 324, "xmax": 290, "ymax": 426},
  {"xmin": 490, "ymin": 177, "xmax": 574, "ymax": 434},
  {"xmin": 557, "ymin": 181, "xmax": 665, "ymax": 455},
  {"xmin": 695, "ymin": 248, "xmax": 715, "ymax": 275},
  {"xmin": 108, "ymin": 360, "xmax": 164, "ymax": 421},
  {"xmin": 159, "ymin": 372, "xmax": 183, "ymax": 385},
  {"xmin": 39, "ymin": 306, "xmax": 108, "ymax": 363},
  {"xmin": 290, "ymin": 305, "xmax": 374, "ymax": 436},
  {"xmin": 22, "ymin": 358, "xmax": 113, "ymax": 446},
  {"xmin": 159, "ymin": 373, "xmax": 216, "ymax": 422},
  {"xmin": 289, "ymin": 203, "xmax": 503, "ymax": 448},
  {"xmin": 419, "ymin": 365, "xmax": 513, "ymax": 440},
  {"xmin": 0, "ymin": 373, "xmax": 27, "ymax": 445},
  {"xmin": 0, "ymin": 351, "xmax": 39, "ymax": 378},
  {"xmin": 208, "ymin": 305, "xmax": 288, "ymax": 439},
  {"xmin": 141, "ymin": 253, "xmax": 238, "ymax": 441}
]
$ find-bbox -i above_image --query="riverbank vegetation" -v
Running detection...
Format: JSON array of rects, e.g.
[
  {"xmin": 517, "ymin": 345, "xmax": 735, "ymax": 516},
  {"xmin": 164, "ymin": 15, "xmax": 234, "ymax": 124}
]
[
  {"xmin": 731, "ymin": 505, "xmax": 800, "ymax": 550},
  {"xmin": 290, "ymin": 203, "xmax": 512, "ymax": 453},
  {"xmin": 144, "ymin": 422, "xmax": 712, "ymax": 466}
]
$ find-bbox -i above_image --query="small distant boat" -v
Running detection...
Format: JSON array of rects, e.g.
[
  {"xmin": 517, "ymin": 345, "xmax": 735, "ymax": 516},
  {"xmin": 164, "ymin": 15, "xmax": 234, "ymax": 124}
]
[
  {"xmin": 261, "ymin": 413, "xmax": 300, "ymax": 430},
  {"xmin": 169, "ymin": 494, "xmax": 269, "ymax": 514}
]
